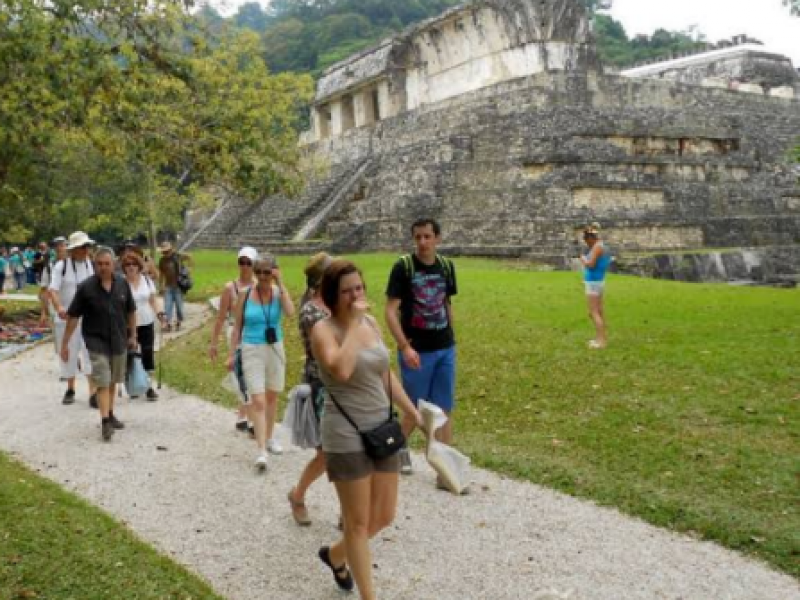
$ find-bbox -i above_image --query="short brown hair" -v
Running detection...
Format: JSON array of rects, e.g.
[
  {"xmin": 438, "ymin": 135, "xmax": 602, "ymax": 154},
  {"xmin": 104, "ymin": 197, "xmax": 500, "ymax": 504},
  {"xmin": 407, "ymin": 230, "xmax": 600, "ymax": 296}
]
[{"xmin": 320, "ymin": 260, "xmax": 363, "ymax": 313}]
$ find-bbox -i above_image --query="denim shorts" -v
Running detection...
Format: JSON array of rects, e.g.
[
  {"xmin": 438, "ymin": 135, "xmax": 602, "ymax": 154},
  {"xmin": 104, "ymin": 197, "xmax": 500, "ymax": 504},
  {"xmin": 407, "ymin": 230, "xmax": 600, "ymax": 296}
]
[{"xmin": 399, "ymin": 345, "xmax": 456, "ymax": 412}]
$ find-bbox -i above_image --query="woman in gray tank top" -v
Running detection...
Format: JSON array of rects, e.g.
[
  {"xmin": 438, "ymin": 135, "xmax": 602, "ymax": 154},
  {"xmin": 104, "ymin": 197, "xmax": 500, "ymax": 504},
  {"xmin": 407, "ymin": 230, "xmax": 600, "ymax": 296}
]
[{"xmin": 311, "ymin": 260, "xmax": 422, "ymax": 600}]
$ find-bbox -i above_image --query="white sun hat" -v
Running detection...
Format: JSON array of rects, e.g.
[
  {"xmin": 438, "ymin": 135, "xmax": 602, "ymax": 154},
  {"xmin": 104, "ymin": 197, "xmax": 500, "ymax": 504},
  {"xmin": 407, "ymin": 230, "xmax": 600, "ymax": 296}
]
[{"xmin": 66, "ymin": 231, "xmax": 95, "ymax": 250}]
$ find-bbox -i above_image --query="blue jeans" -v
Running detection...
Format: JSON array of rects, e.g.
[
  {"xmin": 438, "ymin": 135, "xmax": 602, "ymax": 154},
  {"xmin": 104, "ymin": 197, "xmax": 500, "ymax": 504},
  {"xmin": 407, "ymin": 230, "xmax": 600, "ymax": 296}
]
[
  {"xmin": 14, "ymin": 272, "xmax": 25, "ymax": 290},
  {"xmin": 164, "ymin": 286, "xmax": 185, "ymax": 323},
  {"xmin": 399, "ymin": 346, "xmax": 457, "ymax": 412}
]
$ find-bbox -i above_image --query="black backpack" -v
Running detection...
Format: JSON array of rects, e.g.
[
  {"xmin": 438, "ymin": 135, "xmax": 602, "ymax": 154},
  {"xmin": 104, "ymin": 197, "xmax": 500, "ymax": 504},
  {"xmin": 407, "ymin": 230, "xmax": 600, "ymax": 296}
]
[{"xmin": 172, "ymin": 254, "xmax": 193, "ymax": 293}]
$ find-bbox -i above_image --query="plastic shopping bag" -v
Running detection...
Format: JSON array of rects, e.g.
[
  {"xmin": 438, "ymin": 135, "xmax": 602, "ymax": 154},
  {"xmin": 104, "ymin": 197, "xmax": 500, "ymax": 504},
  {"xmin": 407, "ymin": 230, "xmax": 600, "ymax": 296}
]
[
  {"xmin": 125, "ymin": 352, "xmax": 149, "ymax": 397},
  {"xmin": 419, "ymin": 400, "xmax": 471, "ymax": 495},
  {"xmin": 285, "ymin": 384, "xmax": 321, "ymax": 449}
]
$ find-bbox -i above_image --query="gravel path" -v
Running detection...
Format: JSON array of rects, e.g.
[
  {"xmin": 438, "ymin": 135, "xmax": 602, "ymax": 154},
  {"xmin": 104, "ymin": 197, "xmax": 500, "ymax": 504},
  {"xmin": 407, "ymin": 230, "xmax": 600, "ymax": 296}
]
[{"xmin": 1, "ymin": 306, "xmax": 798, "ymax": 600}]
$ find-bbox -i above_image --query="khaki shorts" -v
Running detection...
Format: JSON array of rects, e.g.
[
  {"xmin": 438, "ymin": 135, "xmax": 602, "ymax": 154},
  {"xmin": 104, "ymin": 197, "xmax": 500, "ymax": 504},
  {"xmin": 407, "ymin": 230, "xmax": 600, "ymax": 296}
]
[
  {"xmin": 241, "ymin": 343, "xmax": 286, "ymax": 394},
  {"xmin": 325, "ymin": 451, "xmax": 400, "ymax": 483},
  {"xmin": 89, "ymin": 352, "xmax": 126, "ymax": 388}
]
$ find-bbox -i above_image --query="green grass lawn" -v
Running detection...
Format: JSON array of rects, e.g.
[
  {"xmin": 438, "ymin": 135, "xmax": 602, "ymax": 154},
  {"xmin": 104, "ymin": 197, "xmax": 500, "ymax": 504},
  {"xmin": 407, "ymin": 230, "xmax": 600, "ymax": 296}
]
[
  {"xmin": 0, "ymin": 453, "xmax": 223, "ymax": 600},
  {"xmin": 168, "ymin": 250, "xmax": 800, "ymax": 576}
]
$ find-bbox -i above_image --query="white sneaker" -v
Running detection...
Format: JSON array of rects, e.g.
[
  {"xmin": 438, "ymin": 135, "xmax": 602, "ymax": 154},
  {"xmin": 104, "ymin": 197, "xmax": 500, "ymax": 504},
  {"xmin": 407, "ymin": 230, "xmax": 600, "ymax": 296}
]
[
  {"xmin": 399, "ymin": 448, "xmax": 413, "ymax": 475},
  {"xmin": 267, "ymin": 439, "xmax": 283, "ymax": 455},
  {"xmin": 254, "ymin": 453, "xmax": 268, "ymax": 471}
]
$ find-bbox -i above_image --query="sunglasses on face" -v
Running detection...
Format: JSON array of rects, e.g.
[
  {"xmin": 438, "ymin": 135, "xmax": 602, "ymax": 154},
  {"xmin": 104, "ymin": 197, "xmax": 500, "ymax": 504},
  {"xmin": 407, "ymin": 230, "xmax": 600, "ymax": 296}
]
[
  {"xmin": 238, "ymin": 259, "xmax": 253, "ymax": 266},
  {"xmin": 254, "ymin": 269, "xmax": 272, "ymax": 275}
]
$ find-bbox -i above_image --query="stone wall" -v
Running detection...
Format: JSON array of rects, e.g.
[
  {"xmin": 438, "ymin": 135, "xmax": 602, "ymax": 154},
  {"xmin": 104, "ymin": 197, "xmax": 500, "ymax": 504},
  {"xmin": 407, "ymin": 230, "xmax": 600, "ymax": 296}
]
[{"xmin": 300, "ymin": 70, "xmax": 800, "ymax": 260}]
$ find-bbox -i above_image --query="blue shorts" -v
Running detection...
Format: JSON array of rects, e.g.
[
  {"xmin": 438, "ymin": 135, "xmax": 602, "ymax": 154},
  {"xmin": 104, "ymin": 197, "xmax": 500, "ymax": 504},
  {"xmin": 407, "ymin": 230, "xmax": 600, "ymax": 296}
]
[{"xmin": 399, "ymin": 346, "xmax": 456, "ymax": 412}]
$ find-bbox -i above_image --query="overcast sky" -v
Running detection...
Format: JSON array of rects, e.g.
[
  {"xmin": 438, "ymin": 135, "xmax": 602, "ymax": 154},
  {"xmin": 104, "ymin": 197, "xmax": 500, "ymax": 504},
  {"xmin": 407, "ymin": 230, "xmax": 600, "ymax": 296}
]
[{"xmin": 211, "ymin": 0, "xmax": 800, "ymax": 65}]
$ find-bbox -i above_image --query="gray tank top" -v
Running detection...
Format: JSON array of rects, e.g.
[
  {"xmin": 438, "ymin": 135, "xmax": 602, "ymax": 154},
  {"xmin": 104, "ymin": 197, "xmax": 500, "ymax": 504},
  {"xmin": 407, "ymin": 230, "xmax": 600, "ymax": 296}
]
[{"xmin": 320, "ymin": 341, "xmax": 391, "ymax": 454}]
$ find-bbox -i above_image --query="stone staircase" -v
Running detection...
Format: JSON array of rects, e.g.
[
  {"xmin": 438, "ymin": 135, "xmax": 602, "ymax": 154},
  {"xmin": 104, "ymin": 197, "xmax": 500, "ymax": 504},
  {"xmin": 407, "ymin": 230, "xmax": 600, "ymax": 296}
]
[{"xmin": 189, "ymin": 162, "xmax": 367, "ymax": 252}]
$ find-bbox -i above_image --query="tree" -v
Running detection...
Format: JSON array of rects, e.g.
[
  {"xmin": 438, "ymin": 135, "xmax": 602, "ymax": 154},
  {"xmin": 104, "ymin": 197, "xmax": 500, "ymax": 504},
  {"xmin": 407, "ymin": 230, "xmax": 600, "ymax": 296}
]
[
  {"xmin": 0, "ymin": 0, "xmax": 312, "ymax": 244},
  {"xmin": 785, "ymin": 0, "xmax": 799, "ymax": 16}
]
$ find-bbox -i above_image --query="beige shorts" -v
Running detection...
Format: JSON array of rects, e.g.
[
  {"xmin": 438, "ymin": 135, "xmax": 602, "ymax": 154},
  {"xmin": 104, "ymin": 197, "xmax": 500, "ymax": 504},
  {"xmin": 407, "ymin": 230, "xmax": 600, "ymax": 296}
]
[
  {"xmin": 89, "ymin": 352, "xmax": 126, "ymax": 388},
  {"xmin": 241, "ymin": 343, "xmax": 286, "ymax": 394},
  {"xmin": 585, "ymin": 281, "xmax": 606, "ymax": 297},
  {"xmin": 325, "ymin": 451, "xmax": 400, "ymax": 483}
]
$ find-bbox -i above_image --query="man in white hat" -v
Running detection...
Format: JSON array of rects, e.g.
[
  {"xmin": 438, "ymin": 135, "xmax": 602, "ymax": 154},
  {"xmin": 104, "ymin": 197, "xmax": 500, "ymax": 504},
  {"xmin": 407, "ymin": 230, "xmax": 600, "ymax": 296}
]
[
  {"xmin": 49, "ymin": 231, "xmax": 97, "ymax": 406},
  {"xmin": 157, "ymin": 241, "xmax": 192, "ymax": 332}
]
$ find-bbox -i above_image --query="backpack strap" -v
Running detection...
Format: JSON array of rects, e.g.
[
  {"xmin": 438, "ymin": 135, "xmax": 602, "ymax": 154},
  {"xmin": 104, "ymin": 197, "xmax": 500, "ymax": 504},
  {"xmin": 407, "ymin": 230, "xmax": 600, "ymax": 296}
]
[
  {"xmin": 400, "ymin": 254, "xmax": 414, "ymax": 281},
  {"xmin": 239, "ymin": 286, "xmax": 252, "ymax": 338}
]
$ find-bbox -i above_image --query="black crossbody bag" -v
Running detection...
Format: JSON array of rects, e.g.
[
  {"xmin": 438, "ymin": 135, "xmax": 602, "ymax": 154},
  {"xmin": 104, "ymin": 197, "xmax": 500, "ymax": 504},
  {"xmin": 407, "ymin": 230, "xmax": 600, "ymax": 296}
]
[{"xmin": 327, "ymin": 378, "xmax": 405, "ymax": 461}]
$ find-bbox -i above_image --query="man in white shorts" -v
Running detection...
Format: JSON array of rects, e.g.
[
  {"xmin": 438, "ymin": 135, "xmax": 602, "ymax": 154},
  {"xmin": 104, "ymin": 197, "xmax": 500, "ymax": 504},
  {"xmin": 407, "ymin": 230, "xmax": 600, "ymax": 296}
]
[{"xmin": 49, "ymin": 231, "xmax": 97, "ymax": 407}]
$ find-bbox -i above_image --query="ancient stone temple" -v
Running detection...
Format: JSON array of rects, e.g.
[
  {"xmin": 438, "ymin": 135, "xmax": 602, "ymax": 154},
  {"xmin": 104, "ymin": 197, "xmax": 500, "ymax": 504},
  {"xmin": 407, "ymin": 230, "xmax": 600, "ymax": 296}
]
[{"xmin": 189, "ymin": 0, "xmax": 800, "ymax": 268}]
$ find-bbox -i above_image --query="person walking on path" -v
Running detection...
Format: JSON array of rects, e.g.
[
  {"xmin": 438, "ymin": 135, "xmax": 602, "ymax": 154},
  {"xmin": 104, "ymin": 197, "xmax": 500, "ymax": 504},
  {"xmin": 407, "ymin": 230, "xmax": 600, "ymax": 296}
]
[
  {"xmin": 23, "ymin": 246, "xmax": 36, "ymax": 286},
  {"xmin": 287, "ymin": 252, "xmax": 333, "ymax": 526},
  {"xmin": 228, "ymin": 255, "xmax": 295, "ymax": 471},
  {"xmin": 49, "ymin": 232, "xmax": 97, "ymax": 407},
  {"xmin": 123, "ymin": 252, "xmax": 162, "ymax": 400},
  {"xmin": 385, "ymin": 218, "xmax": 458, "ymax": 478},
  {"xmin": 9, "ymin": 248, "xmax": 25, "ymax": 291},
  {"xmin": 38, "ymin": 237, "xmax": 66, "ymax": 326},
  {"xmin": 157, "ymin": 242, "xmax": 191, "ymax": 332},
  {"xmin": 579, "ymin": 222, "xmax": 612, "ymax": 350},
  {"xmin": 209, "ymin": 246, "xmax": 257, "ymax": 432},
  {"xmin": 33, "ymin": 242, "xmax": 49, "ymax": 284},
  {"xmin": 61, "ymin": 247, "xmax": 137, "ymax": 441},
  {"xmin": 312, "ymin": 260, "xmax": 422, "ymax": 600},
  {"xmin": 0, "ymin": 248, "xmax": 8, "ymax": 294}
]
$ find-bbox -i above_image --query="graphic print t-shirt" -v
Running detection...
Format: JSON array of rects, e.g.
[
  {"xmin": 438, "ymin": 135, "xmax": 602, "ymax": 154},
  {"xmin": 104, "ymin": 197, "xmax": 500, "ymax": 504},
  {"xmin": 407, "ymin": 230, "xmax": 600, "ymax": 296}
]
[{"xmin": 386, "ymin": 254, "xmax": 457, "ymax": 352}]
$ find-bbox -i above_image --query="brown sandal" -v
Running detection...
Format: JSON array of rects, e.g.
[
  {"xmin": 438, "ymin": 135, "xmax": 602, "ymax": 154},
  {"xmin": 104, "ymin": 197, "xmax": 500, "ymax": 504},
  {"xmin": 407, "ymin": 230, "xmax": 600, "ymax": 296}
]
[{"xmin": 288, "ymin": 488, "xmax": 311, "ymax": 526}]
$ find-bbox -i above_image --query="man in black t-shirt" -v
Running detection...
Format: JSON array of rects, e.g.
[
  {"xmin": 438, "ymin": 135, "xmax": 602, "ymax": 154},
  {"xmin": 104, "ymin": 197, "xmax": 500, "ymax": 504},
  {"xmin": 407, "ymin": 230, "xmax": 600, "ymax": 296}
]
[
  {"xmin": 61, "ymin": 247, "xmax": 137, "ymax": 441},
  {"xmin": 386, "ymin": 218, "xmax": 457, "ymax": 476}
]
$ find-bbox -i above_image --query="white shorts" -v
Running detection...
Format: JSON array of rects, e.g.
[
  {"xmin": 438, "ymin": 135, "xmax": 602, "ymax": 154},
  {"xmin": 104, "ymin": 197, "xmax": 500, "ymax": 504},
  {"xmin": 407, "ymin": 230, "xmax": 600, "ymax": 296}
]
[
  {"xmin": 585, "ymin": 281, "xmax": 606, "ymax": 297},
  {"xmin": 241, "ymin": 343, "xmax": 286, "ymax": 395},
  {"xmin": 54, "ymin": 319, "xmax": 92, "ymax": 378}
]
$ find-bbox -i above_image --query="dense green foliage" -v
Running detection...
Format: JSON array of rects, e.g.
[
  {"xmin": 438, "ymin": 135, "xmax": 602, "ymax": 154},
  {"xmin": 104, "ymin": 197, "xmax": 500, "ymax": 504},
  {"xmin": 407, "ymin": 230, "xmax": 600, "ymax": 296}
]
[
  {"xmin": 0, "ymin": 452, "xmax": 224, "ymax": 599},
  {"xmin": 164, "ymin": 251, "xmax": 800, "ymax": 576},
  {"xmin": 0, "ymin": 0, "xmax": 312, "ymax": 245},
  {"xmin": 593, "ymin": 16, "xmax": 706, "ymax": 67}
]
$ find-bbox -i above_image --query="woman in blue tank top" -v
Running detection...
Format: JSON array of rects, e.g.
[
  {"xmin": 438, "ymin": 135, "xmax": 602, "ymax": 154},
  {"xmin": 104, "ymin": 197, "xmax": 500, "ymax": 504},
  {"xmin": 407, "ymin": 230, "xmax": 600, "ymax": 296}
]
[
  {"xmin": 580, "ymin": 223, "xmax": 611, "ymax": 349},
  {"xmin": 228, "ymin": 255, "xmax": 295, "ymax": 471}
]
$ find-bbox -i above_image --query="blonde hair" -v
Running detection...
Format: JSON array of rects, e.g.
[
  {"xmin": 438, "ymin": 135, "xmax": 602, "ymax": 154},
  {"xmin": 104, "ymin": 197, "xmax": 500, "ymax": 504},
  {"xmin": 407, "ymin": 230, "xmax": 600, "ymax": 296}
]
[{"xmin": 304, "ymin": 252, "xmax": 333, "ymax": 291}]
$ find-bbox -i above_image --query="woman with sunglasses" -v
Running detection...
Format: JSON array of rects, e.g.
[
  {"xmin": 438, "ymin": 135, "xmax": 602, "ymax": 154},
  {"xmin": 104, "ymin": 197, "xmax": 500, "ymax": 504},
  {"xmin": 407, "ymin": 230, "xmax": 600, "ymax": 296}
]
[
  {"xmin": 210, "ymin": 247, "xmax": 258, "ymax": 432},
  {"xmin": 228, "ymin": 255, "xmax": 295, "ymax": 471},
  {"xmin": 123, "ymin": 253, "xmax": 162, "ymax": 399}
]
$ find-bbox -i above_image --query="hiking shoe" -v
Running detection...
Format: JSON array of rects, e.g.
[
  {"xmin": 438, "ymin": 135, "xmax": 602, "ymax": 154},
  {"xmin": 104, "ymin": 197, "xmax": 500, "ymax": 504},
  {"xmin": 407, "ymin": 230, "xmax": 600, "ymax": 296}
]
[
  {"xmin": 399, "ymin": 448, "xmax": 413, "ymax": 475},
  {"xmin": 89, "ymin": 394, "xmax": 98, "ymax": 409},
  {"xmin": 146, "ymin": 388, "xmax": 159, "ymax": 401},
  {"xmin": 109, "ymin": 414, "xmax": 125, "ymax": 430},
  {"xmin": 235, "ymin": 418, "xmax": 249, "ymax": 432},
  {"xmin": 267, "ymin": 439, "xmax": 283, "ymax": 455},
  {"xmin": 288, "ymin": 489, "xmax": 311, "ymax": 526},
  {"xmin": 62, "ymin": 389, "xmax": 76, "ymax": 405},
  {"xmin": 102, "ymin": 420, "xmax": 114, "ymax": 441},
  {"xmin": 318, "ymin": 546, "xmax": 354, "ymax": 592},
  {"xmin": 255, "ymin": 453, "xmax": 268, "ymax": 472}
]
